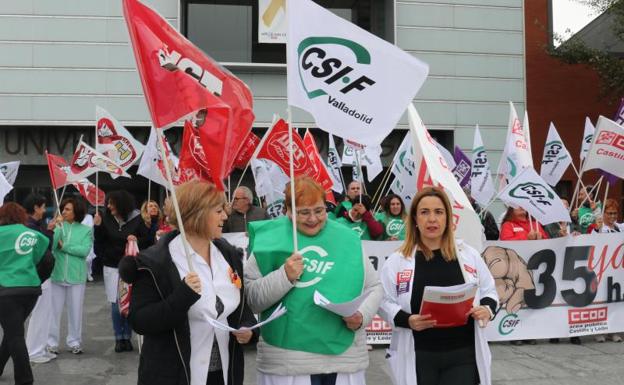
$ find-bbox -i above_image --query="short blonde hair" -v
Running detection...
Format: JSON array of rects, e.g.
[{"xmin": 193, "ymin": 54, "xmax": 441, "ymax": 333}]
[
  {"xmin": 399, "ymin": 186, "xmax": 457, "ymax": 261},
  {"xmin": 167, "ymin": 181, "xmax": 225, "ymax": 238},
  {"xmin": 284, "ymin": 176, "xmax": 325, "ymax": 210}
]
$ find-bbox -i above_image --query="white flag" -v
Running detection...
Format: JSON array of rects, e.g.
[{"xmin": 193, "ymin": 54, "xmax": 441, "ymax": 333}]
[
  {"xmin": 96, "ymin": 106, "xmax": 145, "ymax": 173},
  {"xmin": 67, "ymin": 140, "xmax": 130, "ymax": 182},
  {"xmin": 341, "ymin": 143, "xmax": 356, "ymax": 165},
  {"xmin": 434, "ymin": 141, "xmax": 456, "ymax": 170},
  {"xmin": 470, "ymin": 126, "xmax": 495, "ymax": 207},
  {"xmin": 251, "ymin": 158, "xmax": 288, "ymax": 218},
  {"xmin": 499, "ymin": 167, "xmax": 571, "ymax": 225},
  {"xmin": 391, "ymin": 132, "xmax": 415, "ymax": 179},
  {"xmin": 582, "ymin": 116, "xmax": 624, "ymax": 179},
  {"xmin": 539, "ymin": 122, "xmax": 571, "ymax": 186},
  {"xmin": 408, "ymin": 104, "xmax": 484, "ymax": 251},
  {"xmin": 287, "ymin": 0, "xmax": 429, "ymax": 146},
  {"xmin": 580, "ymin": 117, "xmax": 595, "ymax": 163},
  {"xmin": 497, "ymin": 102, "xmax": 533, "ymax": 183},
  {"xmin": 0, "ymin": 171, "xmax": 13, "ymax": 206},
  {"xmin": 137, "ymin": 128, "xmax": 179, "ymax": 188},
  {"xmin": 326, "ymin": 134, "xmax": 344, "ymax": 193},
  {"xmin": 0, "ymin": 161, "xmax": 20, "ymax": 185},
  {"xmin": 361, "ymin": 144, "xmax": 383, "ymax": 182}
]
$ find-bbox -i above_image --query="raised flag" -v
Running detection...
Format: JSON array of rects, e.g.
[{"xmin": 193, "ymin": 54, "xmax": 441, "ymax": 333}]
[
  {"xmin": 137, "ymin": 127, "xmax": 180, "ymax": 188},
  {"xmin": 470, "ymin": 126, "xmax": 495, "ymax": 207},
  {"xmin": 389, "ymin": 132, "xmax": 417, "ymax": 207},
  {"xmin": 582, "ymin": 116, "xmax": 624, "ymax": 180},
  {"xmin": 341, "ymin": 143, "xmax": 356, "ymax": 166},
  {"xmin": 361, "ymin": 144, "xmax": 383, "ymax": 182},
  {"xmin": 326, "ymin": 134, "xmax": 344, "ymax": 194},
  {"xmin": 256, "ymin": 119, "xmax": 316, "ymax": 178},
  {"xmin": 497, "ymin": 102, "xmax": 533, "ymax": 183},
  {"xmin": 286, "ymin": 0, "xmax": 428, "ymax": 146},
  {"xmin": 615, "ymin": 97, "xmax": 624, "ymax": 126},
  {"xmin": 302, "ymin": 130, "xmax": 334, "ymax": 191},
  {"xmin": 499, "ymin": 167, "xmax": 571, "ymax": 225},
  {"xmin": 72, "ymin": 179, "xmax": 105, "ymax": 207},
  {"xmin": 435, "ymin": 141, "xmax": 456, "ymax": 170},
  {"xmin": 178, "ymin": 120, "xmax": 212, "ymax": 183},
  {"xmin": 539, "ymin": 122, "xmax": 572, "ymax": 187},
  {"xmin": 452, "ymin": 146, "xmax": 471, "ymax": 188},
  {"xmin": 232, "ymin": 131, "xmax": 261, "ymax": 170},
  {"xmin": 0, "ymin": 171, "xmax": 12, "ymax": 205},
  {"xmin": 408, "ymin": 104, "xmax": 484, "ymax": 251},
  {"xmin": 0, "ymin": 161, "xmax": 20, "ymax": 185},
  {"xmin": 251, "ymin": 158, "xmax": 289, "ymax": 218},
  {"xmin": 45, "ymin": 152, "xmax": 70, "ymax": 190},
  {"xmin": 67, "ymin": 141, "xmax": 130, "ymax": 182},
  {"xmin": 95, "ymin": 106, "xmax": 144, "ymax": 172},
  {"xmin": 580, "ymin": 117, "xmax": 595, "ymax": 163}
]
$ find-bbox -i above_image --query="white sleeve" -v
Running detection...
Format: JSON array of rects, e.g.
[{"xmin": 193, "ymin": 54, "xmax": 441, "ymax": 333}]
[
  {"xmin": 377, "ymin": 254, "xmax": 403, "ymax": 328},
  {"xmin": 243, "ymin": 253, "xmax": 294, "ymax": 314}
]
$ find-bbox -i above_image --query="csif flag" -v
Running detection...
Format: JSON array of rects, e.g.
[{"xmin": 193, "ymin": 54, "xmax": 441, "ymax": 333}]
[
  {"xmin": 0, "ymin": 171, "xmax": 12, "ymax": 205},
  {"xmin": 326, "ymin": 134, "xmax": 344, "ymax": 194},
  {"xmin": 67, "ymin": 141, "xmax": 129, "ymax": 183},
  {"xmin": 580, "ymin": 117, "xmax": 595, "ymax": 163},
  {"xmin": 539, "ymin": 122, "xmax": 571, "ymax": 187},
  {"xmin": 286, "ymin": 0, "xmax": 428, "ymax": 146},
  {"xmin": 470, "ymin": 126, "xmax": 495, "ymax": 207},
  {"xmin": 389, "ymin": 131, "xmax": 417, "ymax": 207},
  {"xmin": 499, "ymin": 167, "xmax": 570, "ymax": 225},
  {"xmin": 95, "ymin": 106, "xmax": 144, "ymax": 173},
  {"xmin": 251, "ymin": 158, "xmax": 289, "ymax": 218},
  {"xmin": 0, "ymin": 161, "xmax": 20, "ymax": 185},
  {"xmin": 582, "ymin": 116, "xmax": 624, "ymax": 180}
]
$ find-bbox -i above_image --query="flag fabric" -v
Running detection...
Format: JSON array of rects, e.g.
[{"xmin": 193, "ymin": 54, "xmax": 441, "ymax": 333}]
[
  {"xmin": 470, "ymin": 126, "xmax": 496, "ymax": 207},
  {"xmin": 435, "ymin": 142, "xmax": 456, "ymax": 170},
  {"xmin": 389, "ymin": 132, "xmax": 417, "ymax": 207},
  {"xmin": 580, "ymin": 117, "xmax": 595, "ymax": 163},
  {"xmin": 286, "ymin": 0, "xmax": 428, "ymax": 146},
  {"xmin": 361, "ymin": 144, "xmax": 383, "ymax": 182},
  {"xmin": 178, "ymin": 120, "xmax": 212, "ymax": 183},
  {"xmin": 302, "ymin": 130, "xmax": 334, "ymax": 191},
  {"xmin": 452, "ymin": 146, "xmax": 471, "ymax": 188},
  {"xmin": 72, "ymin": 179, "xmax": 105, "ymax": 207},
  {"xmin": 232, "ymin": 131, "xmax": 261, "ymax": 169},
  {"xmin": 615, "ymin": 97, "xmax": 624, "ymax": 126},
  {"xmin": 95, "ymin": 106, "xmax": 144, "ymax": 172},
  {"xmin": 341, "ymin": 143, "xmax": 356, "ymax": 166},
  {"xmin": 408, "ymin": 104, "xmax": 484, "ymax": 251},
  {"xmin": 326, "ymin": 134, "xmax": 344, "ymax": 193},
  {"xmin": 45, "ymin": 152, "xmax": 70, "ymax": 190},
  {"xmin": 137, "ymin": 127, "xmax": 180, "ymax": 188},
  {"xmin": 497, "ymin": 102, "xmax": 533, "ymax": 183},
  {"xmin": 67, "ymin": 141, "xmax": 130, "ymax": 183},
  {"xmin": 582, "ymin": 116, "xmax": 624, "ymax": 180},
  {"xmin": 539, "ymin": 122, "xmax": 572, "ymax": 187},
  {"xmin": 0, "ymin": 161, "xmax": 20, "ymax": 185},
  {"xmin": 251, "ymin": 158, "xmax": 288, "ymax": 218},
  {"xmin": 122, "ymin": 0, "xmax": 254, "ymax": 189},
  {"xmin": 499, "ymin": 167, "xmax": 571, "ymax": 225},
  {"xmin": 0, "ymin": 171, "xmax": 12, "ymax": 205}
]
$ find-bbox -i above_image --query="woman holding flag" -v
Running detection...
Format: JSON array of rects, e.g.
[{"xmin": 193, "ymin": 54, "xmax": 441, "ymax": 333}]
[
  {"xmin": 378, "ymin": 187, "xmax": 498, "ymax": 385},
  {"xmin": 244, "ymin": 176, "xmax": 383, "ymax": 385}
]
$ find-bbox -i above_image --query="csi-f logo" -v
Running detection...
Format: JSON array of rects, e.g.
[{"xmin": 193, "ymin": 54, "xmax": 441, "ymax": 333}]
[
  {"xmin": 584, "ymin": 134, "xmax": 593, "ymax": 145},
  {"xmin": 15, "ymin": 231, "xmax": 38, "ymax": 255},
  {"xmin": 498, "ymin": 313, "xmax": 520, "ymax": 335},
  {"xmin": 471, "ymin": 147, "xmax": 488, "ymax": 177},
  {"xmin": 297, "ymin": 37, "xmax": 375, "ymax": 99},
  {"xmin": 510, "ymin": 183, "xmax": 554, "ymax": 206},
  {"xmin": 541, "ymin": 141, "xmax": 568, "ymax": 165},
  {"xmin": 294, "ymin": 245, "xmax": 334, "ymax": 288}
]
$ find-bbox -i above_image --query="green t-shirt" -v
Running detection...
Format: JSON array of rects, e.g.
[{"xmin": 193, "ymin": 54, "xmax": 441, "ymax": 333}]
[
  {"xmin": 335, "ymin": 217, "xmax": 371, "ymax": 240},
  {"xmin": 0, "ymin": 224, "xmax": 49, "ymax": 288},
  {"xmin": 578, "ymin": 202, "xmax": 602, "ymax": 233},
  {"xmin": 374, "ymin": 212, "xmax": 406, "ymax": 240}
]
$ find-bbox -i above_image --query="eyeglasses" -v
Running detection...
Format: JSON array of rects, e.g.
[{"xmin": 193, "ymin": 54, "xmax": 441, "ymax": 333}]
[{"xmin": 296, "ymin": 206, "xmax": 327, "ymax": 219}]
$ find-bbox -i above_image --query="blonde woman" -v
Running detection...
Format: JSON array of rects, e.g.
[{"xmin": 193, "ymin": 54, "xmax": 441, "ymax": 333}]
[
  {"xmin": 140, "ymin": 200, "xmax": 163, "ymax": 246},
  {"xmin": 379, "ymin": 187, "xmax": 498, "ymax": 385}
]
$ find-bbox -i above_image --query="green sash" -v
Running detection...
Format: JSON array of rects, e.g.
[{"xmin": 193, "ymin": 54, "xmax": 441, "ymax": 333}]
[{"xmin": 249, "ymin": 216, "xmax": 364, "ymax": 355}]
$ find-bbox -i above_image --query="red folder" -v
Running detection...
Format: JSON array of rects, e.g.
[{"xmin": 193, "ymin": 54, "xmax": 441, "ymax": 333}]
[{"xmin": 419, "ymin": 283, "xmax": 477, "ymax": 328}]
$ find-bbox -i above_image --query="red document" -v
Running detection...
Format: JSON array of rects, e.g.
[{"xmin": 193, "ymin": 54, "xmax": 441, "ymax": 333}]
[{"xmin": 419, "ymin": 283, "xmax": 478, "ymax": 328}]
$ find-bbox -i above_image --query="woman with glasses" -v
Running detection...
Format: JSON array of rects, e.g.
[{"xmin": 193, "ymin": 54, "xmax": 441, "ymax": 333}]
[
  {"xmin": 378, "ymin": 187, "xmax": 498, "ymax": 385},
  {"xmin": 244, "ymin": 176, "xmax": 383, "ymax": 385}
]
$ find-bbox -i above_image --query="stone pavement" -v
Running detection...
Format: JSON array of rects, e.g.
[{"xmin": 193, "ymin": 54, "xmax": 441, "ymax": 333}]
[{"xmin": 2, "ymin": 281, "xmax": 624, "ymax": 385}]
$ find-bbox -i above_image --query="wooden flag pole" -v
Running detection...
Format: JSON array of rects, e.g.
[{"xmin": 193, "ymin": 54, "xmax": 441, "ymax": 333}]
[{"xmin": 287, "ymin": 107, "xmax": 299, "ymax": 252}]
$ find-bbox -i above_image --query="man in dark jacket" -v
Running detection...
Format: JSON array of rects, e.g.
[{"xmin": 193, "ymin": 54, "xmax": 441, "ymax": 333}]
[
  {"xmin": 22, "ymin": 193, "xmax": 53, "ymax": 247},
  {"xmin": 223, "ymin": 186, "xmax": 269, "ymax": 233}
]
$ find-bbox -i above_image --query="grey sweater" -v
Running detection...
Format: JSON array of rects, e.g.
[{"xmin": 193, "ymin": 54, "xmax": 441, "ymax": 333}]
[{"xmin": 223, "ymin": 205, "xmax": 269, "ymax": 233}]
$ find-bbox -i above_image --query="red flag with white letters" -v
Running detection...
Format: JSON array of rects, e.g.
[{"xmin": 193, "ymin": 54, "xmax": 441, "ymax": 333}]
[
  {"xmin": 256, "ymin": 119, "xmax": 314, "ymax": 177},
  {"xmin": 178, "ymin": 120, "xmax": 213, "ymax": 183},
  {"xmin": 233, "ymin": 131, "xmax": 261, "ymax": 170},
  {"xmin": 303, "ymin": 130, "xmax": 334, "ymax": 191}
]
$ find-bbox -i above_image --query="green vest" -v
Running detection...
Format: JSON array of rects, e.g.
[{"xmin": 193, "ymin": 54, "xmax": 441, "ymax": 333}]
[
  {"xmin": 374, "ymin": 212, "xmax": 406, "ymax": 240},
  {"xmin": 578, "ymin": 202, "xmax": 602, "ymax": 233},
  {"xmin": 51, "ymin": 222, "xmax": 93, "ymax": 284},
  {"xmin": 0, "ymin": 224, "xmax": 49, "ymax": 288},
  {"xmin": 335, "ymin": 217, "xmax": 371, "ymax": 240},
  {"xmin": 249, "ymin": 216, "xmax": 364, "ymax": 355},
  {"xmin": 334, "ymin": 200, "xmax": 352, "ymax": 216}
]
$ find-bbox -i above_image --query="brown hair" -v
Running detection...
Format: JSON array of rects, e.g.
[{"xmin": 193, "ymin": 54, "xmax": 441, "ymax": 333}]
[
  {"xmin": 166, "ymin": 181, "xmax": 225, "ymax": 238},
  {"xmin": 284, "ymin": 176, "xmax": 325, "ymax": 210},
  {"xmin": 502, "ymin": 206, "xmax": 527, "ymax": 223},
  {"xmin": 141, "ymin": 200, "xmax": 163, "ymax": 227},
  {"xmin": 60, "ymin": 197, "xmax": 86, "ymax": 223},
  {"xmin": 399, "ymin": 186, "xmax": 457, "ymax": 261},
  {"xmin": 0, "ymin": 202, "xmax": 29, "ymax": 225},
  {"xmin": 604, "ymin": 198, "xmax": 619, "ymax": 213}
]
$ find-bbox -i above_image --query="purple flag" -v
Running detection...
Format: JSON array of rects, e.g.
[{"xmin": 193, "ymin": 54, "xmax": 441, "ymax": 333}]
[
  {"xmin": 452, "ymin": 146, "xmax": 472, "ymax": 188},
  {"xmin": 615, "ymin": 97, "xmax": 624, "ymax": 125}
]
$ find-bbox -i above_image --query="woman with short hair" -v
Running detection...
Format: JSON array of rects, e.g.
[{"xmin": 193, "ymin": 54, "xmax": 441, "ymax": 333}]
[
  {"xmin": 379, "ymin": 187, "xmax": 498, "ymax": 385},
  {"xmin": 47, "ymin": 197, "xmax": 93, "ymax": 355},
  {"xmin": 119, "ymin": 181, "xmax": 257, "ymax": 385}
]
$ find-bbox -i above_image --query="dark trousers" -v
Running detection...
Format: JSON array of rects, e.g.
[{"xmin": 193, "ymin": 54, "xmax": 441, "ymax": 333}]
[
  {"xmin": 416, "ymin": 346, "xmax": 478, "ymax": 385},
  {"xmin": 311, "ymin": 373, "xmax": 338, "ymax": 385},
  {"xmin": 206, "ymin": 370, "xmax": 223, "ymax": 385},
  {"xmin": 0, "ymin": 294, "xmax": 39, "ymax": 385}
]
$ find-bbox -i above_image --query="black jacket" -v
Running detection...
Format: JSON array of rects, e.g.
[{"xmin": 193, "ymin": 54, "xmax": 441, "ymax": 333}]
[
  {"xmin": 94, "ymin": 210, "xmax": 150, "ymax": 268},
  {"xmin": 118, "ymin": 231, "xmax": 258, "ymax": 385}
]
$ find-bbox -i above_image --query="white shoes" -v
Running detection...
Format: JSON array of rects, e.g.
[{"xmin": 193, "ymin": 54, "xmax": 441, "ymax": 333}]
[{"xmin": 30, "ymin": 351, "xmax": 57, "ymax": 364}]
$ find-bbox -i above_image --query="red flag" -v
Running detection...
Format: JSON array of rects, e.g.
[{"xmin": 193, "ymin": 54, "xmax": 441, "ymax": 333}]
[
  {"xmin": 233, "ymin": 131, "xmax": 261, "ymax": 169},
  {"xmin": 303, "ymin": 130, "xmax": 334, "ymax": 191},
  {"xmin": 45, "ymin": 152, "xmax": 69, "ymax": 190},
  {"xmin": 178, "ymin": 120, "xmax": 213, "ymax": 183},
  {"xmin": 122, "ymin": 0, "xmax": 254, "ymax": 189},
  {"xmin": 72, "ymin": 179, "xmax": 105, "ymax": 207},
  {"xmin": 256, "ymin": 119, "xmax": 314, "ymax": 176}
]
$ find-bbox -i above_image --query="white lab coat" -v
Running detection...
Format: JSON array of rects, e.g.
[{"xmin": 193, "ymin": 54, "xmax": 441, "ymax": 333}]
[{"xmin": 378, "ymin": 240, "xmax": 498, "ymax": 385}]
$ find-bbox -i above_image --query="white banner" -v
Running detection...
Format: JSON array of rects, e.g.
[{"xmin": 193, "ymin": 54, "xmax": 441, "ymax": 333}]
[
  {"xmin": 286, "ymin": 0, "xmax": 428, "ymax": 146},
  {"xmin": 258, "ymin": 0, "xmax": 287, "ymax": 43},
  {"xmin": 582, "ymin": 115, "xmax": 624, "ymax": 179}
]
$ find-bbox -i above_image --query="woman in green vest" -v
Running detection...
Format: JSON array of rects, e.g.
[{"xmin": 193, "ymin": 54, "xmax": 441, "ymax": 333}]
[
  {"xmin": 245, "ymin": 176, "xmax": 383, "ymax": 385},
  {"xmin": 0, "ymin": 202, "xmax": 50, "ymax": 385},
  {"xmin": 375, "ymin": 194, "xmax": 407, "ymax": 241},
  {"xmin": 48, "ymin": 197, "xmax": 93, "ymax": 355}
]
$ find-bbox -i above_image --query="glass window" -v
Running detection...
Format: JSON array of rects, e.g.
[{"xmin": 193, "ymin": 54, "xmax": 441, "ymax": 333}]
[{"xmin": 182, "ymin": 0, "xmax": 393, "ymax": 64}]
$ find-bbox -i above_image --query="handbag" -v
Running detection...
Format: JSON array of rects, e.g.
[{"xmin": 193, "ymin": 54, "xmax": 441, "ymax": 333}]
[{"xmin": 117, "ymin": 239, "xmax": 139, "ymax": 318}]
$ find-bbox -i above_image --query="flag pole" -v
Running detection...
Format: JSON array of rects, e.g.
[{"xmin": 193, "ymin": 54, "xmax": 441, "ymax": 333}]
[
  {"xmin": 373, "ymin": 169, "xmax": 394, "ymax": 213},
  {"xmin": 287, "ymin": 107, "xmax": 298, "ymax": 252},
  {"xmin": 602, "ymin": 181, "xmax": 610, "ymax": 217},
  {"xmin": 372, "ymin": 164, "xmax": 393, "ymax": 206},
  {"xmin": 576, "ymin": 176, "xmax": 602, "ymax": 209},
  {"xmin": 155, "ymin": 128, "xmax": 195, "ymax": 272},
  {"xmin": 329, "ymin": 134, "xmax": 348, "ymax": 193},
  {"xmin": 94, "ymin": 124, "xmax": 100, "ymax": 214},
  {"xmin": 147, "ymin": 179, "xmax": 152, "ymax": 202},
  {"xmin": 227, "ymin": 175, "xmax": 231, "ymax": 202},
  {"xmin": 355, "ymin": 149, "xmax": 364, "ymax": 203},
  {"xmin": 568, "ymin": 161, "xmax": 590, "ymax": 207}
]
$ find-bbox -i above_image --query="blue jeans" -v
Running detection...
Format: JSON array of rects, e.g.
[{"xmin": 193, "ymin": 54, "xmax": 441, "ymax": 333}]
[{"xmin": 111, "ymin": 302, "xmax": 132, "ymax": 341}]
